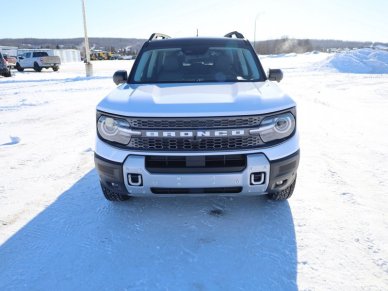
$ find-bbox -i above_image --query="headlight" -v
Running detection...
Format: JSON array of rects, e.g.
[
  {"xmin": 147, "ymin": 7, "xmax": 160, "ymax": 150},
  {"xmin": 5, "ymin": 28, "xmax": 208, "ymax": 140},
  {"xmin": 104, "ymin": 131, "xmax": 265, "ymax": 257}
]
[
  {"xmin": 250, "ymin": 112, "xmax": 296, "ymax": 143},
  {"xmin": 97, "ymin": 115, "xmax": 140, "ymax": 145}
]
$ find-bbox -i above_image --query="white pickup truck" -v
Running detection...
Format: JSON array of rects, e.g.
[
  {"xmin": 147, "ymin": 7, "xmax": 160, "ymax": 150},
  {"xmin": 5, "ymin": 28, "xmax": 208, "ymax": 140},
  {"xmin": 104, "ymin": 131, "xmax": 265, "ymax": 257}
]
[{"xmin": 16, "ymin": 51, "xmax": 61, "ymax": 72}]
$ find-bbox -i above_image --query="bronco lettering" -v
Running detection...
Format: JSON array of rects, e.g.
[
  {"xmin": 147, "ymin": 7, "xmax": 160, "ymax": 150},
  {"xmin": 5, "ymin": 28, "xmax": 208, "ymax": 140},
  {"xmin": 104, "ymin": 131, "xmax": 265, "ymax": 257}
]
[{"xmin": 142, "ymin": 130, "xmax": 247, "ymax": 138}]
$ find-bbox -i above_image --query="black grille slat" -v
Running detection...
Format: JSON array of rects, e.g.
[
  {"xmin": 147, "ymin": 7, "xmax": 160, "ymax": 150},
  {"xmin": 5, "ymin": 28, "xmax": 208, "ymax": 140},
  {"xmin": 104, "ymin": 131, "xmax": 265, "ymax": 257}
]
[
  {"xmin": 151, "ymin": 187, "xmax": 242, "ymax": 194},
  {"xmin": 128, "ymin": 136, "xmax": 263, "ymax": 151},
  {"xmin": 127, "ymin": 116, "xmax": 262, "ymax": 129},
  {"xmin": 145, "ymin": 155, "xmax": 246, "ymax": 173},
  {"xmin": 99, "ymin": 109, "xmax": 296, "ymax": 152},
  {"xmin": 125, "ymin": 115, "xmax": 264, "ymax": 151}
]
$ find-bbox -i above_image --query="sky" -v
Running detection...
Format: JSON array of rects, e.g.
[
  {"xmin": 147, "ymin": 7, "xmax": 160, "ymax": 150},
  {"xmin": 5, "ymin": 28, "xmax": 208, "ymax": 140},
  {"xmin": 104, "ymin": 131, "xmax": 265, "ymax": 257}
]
[{"xmin": 1, "ymin": 0, "xmax": 387, "ymax": 42}]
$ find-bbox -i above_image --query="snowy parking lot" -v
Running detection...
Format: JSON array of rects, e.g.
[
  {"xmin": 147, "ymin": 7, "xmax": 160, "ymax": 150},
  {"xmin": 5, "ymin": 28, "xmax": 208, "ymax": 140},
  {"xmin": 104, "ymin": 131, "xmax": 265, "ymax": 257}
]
[{"xmin": 0, "ymin": 51, "xmax": 387, "ymax": 290}]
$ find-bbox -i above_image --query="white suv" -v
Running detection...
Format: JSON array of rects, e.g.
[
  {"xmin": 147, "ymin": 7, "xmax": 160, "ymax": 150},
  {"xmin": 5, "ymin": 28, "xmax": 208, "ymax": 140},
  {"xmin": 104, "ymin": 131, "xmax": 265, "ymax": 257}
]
[{"xmin": 94, "ymin": 32, "xmax": 300, "ymax": 201}]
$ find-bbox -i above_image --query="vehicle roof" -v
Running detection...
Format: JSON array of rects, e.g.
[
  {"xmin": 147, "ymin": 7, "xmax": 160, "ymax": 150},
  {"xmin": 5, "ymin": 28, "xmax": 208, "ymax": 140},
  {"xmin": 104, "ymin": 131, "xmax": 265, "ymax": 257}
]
[{"xmin": 146, "ymin": 37, "xmax": 249, "ymax": 48}]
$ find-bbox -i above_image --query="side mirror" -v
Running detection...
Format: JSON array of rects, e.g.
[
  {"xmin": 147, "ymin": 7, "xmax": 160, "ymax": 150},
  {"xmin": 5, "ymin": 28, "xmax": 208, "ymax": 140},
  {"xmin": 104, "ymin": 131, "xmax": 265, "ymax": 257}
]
[
  {"xmin": 113, "ymin": 70, "xmax": 128, "ymax": 85},
  {"xmin": 19, "ymin": 56, "xmax": 24, "ymax": 60},
  {"xmin": 268, "ymin": 69, "xmax": 283, "ymax": 82}
]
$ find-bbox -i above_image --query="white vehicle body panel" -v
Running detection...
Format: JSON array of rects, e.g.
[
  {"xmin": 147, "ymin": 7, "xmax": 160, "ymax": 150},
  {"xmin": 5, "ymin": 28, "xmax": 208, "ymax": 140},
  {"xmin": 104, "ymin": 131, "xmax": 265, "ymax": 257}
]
[
  {"xmin": 97, "ymin": 81, "xmax": 295, "ymax": 117},
  {"xmin": 123, "ymin": 154, "xmax": 270, "ymax": 196}
]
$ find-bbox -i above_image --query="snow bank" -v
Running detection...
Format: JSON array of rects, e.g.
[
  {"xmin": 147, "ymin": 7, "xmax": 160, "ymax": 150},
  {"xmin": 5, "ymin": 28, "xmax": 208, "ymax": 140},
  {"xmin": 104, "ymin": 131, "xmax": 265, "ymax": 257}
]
[
  {"xmin": 320, "ymin": 48, "xmax": 388, "ymax": 74},
  {"xmin": 260, "ymin": 51, "xmax": 330, "ymax": 73}
]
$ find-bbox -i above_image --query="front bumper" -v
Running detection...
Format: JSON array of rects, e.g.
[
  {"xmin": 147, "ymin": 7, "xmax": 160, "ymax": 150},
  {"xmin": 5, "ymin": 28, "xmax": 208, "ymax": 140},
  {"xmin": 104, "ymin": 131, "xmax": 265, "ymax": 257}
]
[{"xmin": 94, "ymin": 150, "xmax": 299, "ymax": 197}]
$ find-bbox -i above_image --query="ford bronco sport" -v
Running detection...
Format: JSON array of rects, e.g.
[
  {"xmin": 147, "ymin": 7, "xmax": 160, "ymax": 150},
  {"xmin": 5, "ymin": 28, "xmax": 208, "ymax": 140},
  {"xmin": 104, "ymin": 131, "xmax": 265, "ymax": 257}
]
[{"xmin": 95, "ymin": 32, "xmax": 300, "ymax": 201}]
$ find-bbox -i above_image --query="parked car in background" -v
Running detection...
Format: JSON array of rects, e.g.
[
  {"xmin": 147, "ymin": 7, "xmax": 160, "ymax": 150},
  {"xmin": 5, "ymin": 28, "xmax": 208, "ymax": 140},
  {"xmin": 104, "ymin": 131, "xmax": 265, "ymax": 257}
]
[
  {"xmin": 90, "ymin": 51, "xmax": 113, "ymax": 60},
  {"xmin": 110, "ymin": 54, "xmax": 122, "ymax": 60},
  {"xmin": 3, "ymin": 54, "xmax": 17, "ymax": 69},
  {"xmin": 0, "ymin": 52, "xmax": 11, "ymax": 77},
  {"xmin": 16, "ymin": 51, "xmax": 61, "ymax": 72},
  {"xmin": 121, "ymin": 55, "xmax": 135, "ymax": 60}
]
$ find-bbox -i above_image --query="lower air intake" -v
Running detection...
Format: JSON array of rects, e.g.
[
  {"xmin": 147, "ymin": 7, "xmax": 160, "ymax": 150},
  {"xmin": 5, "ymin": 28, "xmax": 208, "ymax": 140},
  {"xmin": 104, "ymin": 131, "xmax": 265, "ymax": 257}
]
[{"xmin": 151, "ymin": 187, "xmax": 242, "ymax": 194}]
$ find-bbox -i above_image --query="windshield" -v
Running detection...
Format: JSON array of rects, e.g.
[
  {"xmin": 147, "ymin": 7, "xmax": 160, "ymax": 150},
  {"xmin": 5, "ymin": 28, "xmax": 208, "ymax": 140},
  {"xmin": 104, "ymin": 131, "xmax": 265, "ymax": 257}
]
[{"xmin": 131, "ymin": 46, "xmax": 262, "ymax": 83}]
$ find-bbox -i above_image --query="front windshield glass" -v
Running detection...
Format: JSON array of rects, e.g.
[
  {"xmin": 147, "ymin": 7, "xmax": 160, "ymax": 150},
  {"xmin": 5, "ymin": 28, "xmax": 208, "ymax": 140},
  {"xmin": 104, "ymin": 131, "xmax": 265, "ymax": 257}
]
[{"xmin": 132, "ymin": 46, "xmax": 261, "ymax": 83}]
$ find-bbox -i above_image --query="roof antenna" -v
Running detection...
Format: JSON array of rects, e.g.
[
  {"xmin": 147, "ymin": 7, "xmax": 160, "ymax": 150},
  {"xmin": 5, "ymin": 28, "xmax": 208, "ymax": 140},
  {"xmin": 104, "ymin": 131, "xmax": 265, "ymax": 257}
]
[{"xmin": 196, "ymin": 28, "xmax": 198, "ymax": 37}]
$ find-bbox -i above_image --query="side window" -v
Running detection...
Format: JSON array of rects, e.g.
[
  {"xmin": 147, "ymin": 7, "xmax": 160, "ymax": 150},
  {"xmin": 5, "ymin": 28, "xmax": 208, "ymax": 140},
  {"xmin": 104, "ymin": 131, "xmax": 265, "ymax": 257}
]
[
  {"xmin": 33, "ymin": 52, "xmax": 47, "ymax": 57},
  {"xmin": 26, "ymin": 53, "xmax": 31, "ymax": 58}
]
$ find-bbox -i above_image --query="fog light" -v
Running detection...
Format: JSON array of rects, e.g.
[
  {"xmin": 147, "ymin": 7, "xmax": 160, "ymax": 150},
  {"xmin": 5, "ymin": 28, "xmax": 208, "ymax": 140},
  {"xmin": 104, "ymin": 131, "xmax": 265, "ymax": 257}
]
[
  {"xmin": 110, "ymin": 182, "xmax": 120, "ymax": 188},
  {"xmin": 128, "ymin": 173, "xmax": 143, "ymax": 186},
  {"xmin": 250, "ymin": 172, "xmax": 265, "ymax": 185},
  {"xmin": 275, "ymin": 179, "xmax": 286, "ymax": 187}
]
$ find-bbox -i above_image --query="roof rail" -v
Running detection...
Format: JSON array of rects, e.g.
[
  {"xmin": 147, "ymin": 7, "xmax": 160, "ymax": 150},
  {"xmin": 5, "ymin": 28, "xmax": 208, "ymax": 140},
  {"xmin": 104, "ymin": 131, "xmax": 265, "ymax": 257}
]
[
  {"xmin": 148, "ymin": 33, "xmax": 171, "ymax": 41},
  {"xmin": 224, "ymin": 31, "xmax": 245, "ymax": 39}
]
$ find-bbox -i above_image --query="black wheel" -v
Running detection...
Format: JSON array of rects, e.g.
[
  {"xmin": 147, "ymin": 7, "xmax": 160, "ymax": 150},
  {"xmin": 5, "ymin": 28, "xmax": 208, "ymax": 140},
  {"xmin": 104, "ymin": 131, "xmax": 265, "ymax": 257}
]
[
  {"xmin": 4, "ymin": 69, "xmax": 11, "ymax": 77},
  {"xmin": 100, "ymin": 183, "xmax": 130, "ymax": 201},
  {"xmin": 16, "ymin": 63, "xmax": 24, "ymax": 72},
  {"xmin": 52, "ymin": 65, "xmax": 59, "ymax": 72},
  {"xmin": 33, "ymin": 62, "xmax": 42, "ymax": 72},
  {"xmin": 268, "ymin": 178, "xmax": 296, "ymax": 201}
]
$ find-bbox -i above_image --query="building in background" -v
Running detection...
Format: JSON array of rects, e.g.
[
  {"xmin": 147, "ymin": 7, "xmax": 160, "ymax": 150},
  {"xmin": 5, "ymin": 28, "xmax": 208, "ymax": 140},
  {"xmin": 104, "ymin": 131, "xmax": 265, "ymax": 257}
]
[
  {"xmin": 0, "ymin": 46, "xmax": 18, "ymax": 57},
  {"xmin": 52, "ymin": 49, "xmax": 81, "ymax": 62}
]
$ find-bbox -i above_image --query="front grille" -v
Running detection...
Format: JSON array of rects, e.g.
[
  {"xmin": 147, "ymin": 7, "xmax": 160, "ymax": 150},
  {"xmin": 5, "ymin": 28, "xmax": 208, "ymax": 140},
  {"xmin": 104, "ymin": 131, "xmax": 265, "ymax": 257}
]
[
  {"xmin": 98, "ymin": 109, "xmax": 296, "ymax": 152},
  {"xmin": 151, "ymin": 187, "xmax": 242, "ymax": 194},
  {"xmin": 127, "ymin": 115, "xmax": 262, "ymax": 129},
  {"xmin": 145, "ymin": 155, "xmax": 246, "ymax": 173},
  {"xmin": 129, "ymin": 136, "xmax": 263, "ymax": 151}
]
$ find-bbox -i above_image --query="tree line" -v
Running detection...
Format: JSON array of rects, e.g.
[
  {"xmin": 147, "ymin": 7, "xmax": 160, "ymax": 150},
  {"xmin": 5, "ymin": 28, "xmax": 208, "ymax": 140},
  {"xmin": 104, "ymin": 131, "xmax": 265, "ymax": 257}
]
[
  {"xmin": 1, "ymin": 37, "xmax": 386, "ymax": 55},
  {"xmin": 253, "ymin": 37, "xmax": 385, "ymax": 54}
]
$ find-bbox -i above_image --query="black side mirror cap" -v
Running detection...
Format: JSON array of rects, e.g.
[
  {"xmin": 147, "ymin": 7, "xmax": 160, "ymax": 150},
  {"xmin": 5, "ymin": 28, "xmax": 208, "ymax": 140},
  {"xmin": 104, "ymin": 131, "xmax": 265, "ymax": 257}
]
[
  {"xmin": 268, "ymin": 69, "xmax": 283, "ymax": 82},
  {"xmin": 113, "ymin": 70, "xmax": 128, "ymax": 85}
]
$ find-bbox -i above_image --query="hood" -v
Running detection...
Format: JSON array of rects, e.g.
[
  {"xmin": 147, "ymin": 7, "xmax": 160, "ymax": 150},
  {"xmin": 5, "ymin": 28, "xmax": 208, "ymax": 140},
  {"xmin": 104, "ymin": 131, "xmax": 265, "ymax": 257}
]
[{"xmin": 97, "ymin": 81, "xmax": 296, "ymax": 117}]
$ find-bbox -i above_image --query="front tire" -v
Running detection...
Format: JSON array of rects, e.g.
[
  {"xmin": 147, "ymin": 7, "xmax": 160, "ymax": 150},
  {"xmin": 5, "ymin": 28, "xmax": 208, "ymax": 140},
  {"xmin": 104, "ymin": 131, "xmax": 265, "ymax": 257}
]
[
  {"xmin": 3, "ymin": 69, "xmax": 11, "ymax": 77},
  {"xmin": 100, "ymin": 183, "xmax": 130, "ymax": 201},
  {"xmin": 16, "ymin": 63, "xmax": 24, "ymax": 72},
  {"xmin": 268, "ymin": 178, "xmax": 296, "ymax": 201},
  {"xmin": 33, "ymin": 62, "xmax": 42, "ymax": 72}
]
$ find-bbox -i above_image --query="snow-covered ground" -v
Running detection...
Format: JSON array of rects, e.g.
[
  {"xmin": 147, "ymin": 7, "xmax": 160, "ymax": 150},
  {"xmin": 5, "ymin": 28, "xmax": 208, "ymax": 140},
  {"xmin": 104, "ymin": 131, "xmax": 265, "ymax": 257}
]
[{"xmin": 0, "ymin": 52, "xmax": 387, "ymax": 290}]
